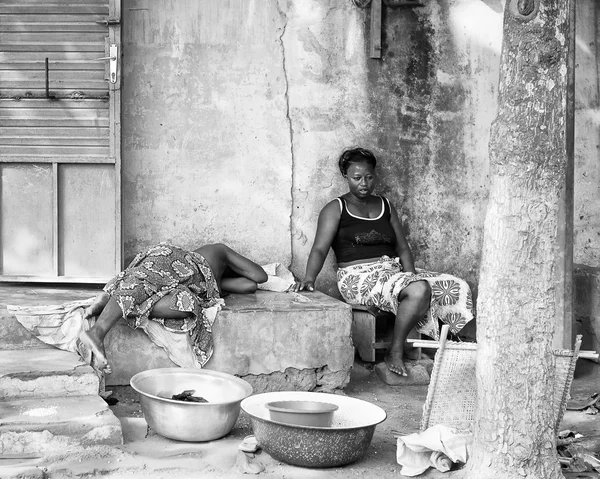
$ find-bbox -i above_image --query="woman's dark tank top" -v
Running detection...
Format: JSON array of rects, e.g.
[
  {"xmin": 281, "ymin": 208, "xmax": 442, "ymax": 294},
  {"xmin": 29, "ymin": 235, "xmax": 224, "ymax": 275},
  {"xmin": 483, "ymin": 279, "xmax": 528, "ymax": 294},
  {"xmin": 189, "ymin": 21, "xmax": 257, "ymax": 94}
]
[{"xmin": 331, "ymin": 195, "xmax": 397, "ymax": 263}]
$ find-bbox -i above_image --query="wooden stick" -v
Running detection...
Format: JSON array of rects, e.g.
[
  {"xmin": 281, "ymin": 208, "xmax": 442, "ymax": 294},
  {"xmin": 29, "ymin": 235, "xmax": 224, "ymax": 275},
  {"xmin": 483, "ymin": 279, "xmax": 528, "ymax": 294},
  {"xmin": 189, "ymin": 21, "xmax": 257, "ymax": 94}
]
[{"xmin": 405, "ymin": 338, "xmax": 599, "ymax": 362}]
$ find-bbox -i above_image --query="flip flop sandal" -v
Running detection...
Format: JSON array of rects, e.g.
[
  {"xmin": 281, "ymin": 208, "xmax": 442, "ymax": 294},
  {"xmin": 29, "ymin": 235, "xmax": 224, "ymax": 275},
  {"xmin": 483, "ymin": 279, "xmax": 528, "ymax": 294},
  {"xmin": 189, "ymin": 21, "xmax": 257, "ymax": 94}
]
[
  {"xmin": 567, "ymin": 393, "xmax": 599, "ymax": 411},
  {"xmin": 238, "ymin": 435, "xmax": 259, "ymax": 453}
]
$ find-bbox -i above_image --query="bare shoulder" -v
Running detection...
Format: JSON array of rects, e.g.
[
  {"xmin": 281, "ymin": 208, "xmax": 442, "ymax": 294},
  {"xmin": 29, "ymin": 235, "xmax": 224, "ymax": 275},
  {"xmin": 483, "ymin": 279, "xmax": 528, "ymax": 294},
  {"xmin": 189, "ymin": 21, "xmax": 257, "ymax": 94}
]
[{"xmin": 320, "ymin": 198, "xmax": 342, "ymax": 218}]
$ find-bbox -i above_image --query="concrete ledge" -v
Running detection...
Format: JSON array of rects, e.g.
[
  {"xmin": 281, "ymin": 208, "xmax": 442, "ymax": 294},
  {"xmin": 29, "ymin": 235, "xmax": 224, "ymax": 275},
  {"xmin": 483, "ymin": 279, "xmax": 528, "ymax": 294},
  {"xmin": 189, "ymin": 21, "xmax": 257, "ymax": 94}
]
[
  {"xmin": 105, "ymin": 291, "xmax": 354, "ymax": 391},
  {"xmin": 0, "ymin": 349, "xmax": 99, "ymax": 399},
  {"xmin": 0, "ymin": 395, "xmax": 122, "ymax": 455},
  {"xmin": 0, "ymin": 284, "xmax": 102, "ymax": 351}
]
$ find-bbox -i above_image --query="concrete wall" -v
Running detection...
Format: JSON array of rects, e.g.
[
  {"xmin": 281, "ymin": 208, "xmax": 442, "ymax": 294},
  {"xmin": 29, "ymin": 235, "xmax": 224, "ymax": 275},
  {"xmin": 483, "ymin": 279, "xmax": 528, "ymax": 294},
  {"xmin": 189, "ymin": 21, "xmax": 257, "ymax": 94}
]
[
  {"xmin": 121, "ymin": 0, "xmax": 503, "ymax": 299},
  {"xmin": 288, "ymin": 0, "xmax": 504, "ymax": 299},
  {"xmin": 121, "ymin": 0, "xmax": 293, "ymax": 265},
  {"xmin": 120, "ymin": 0, "xmax": 600, "ymax": 351}
]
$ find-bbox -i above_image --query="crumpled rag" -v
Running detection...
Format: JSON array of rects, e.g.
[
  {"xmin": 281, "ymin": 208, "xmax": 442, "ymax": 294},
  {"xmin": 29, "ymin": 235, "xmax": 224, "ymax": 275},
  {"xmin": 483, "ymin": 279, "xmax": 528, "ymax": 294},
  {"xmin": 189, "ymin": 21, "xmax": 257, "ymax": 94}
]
[{"xmin": 396, "ymin": 424, "xmax": 473, "ymax": 476}]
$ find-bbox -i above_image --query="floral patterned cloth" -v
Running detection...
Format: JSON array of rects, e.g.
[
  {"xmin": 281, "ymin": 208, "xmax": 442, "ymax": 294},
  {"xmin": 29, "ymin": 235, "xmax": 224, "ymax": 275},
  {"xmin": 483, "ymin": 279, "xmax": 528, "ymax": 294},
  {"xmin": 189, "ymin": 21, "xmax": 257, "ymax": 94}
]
[
  {"xmin": 104, "ymin": 243, "xmax": 222, "ymax": 366},
  {"xmin": 337, "ymin": 256, "xmax": 474, "ymax": 339}
]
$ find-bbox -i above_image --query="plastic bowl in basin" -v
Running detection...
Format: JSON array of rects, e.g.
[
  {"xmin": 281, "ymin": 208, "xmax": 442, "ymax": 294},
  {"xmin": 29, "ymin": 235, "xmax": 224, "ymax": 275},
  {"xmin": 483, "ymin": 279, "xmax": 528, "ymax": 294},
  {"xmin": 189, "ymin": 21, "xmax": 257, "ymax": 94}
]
[
  {"xmin": 130, "ymin": 368, "xmax": 253, "ymax": 442},
  {"xmin": 265, "ymin": 400, "xmax": 338, "ymax": 427},
  {"xmin": 241, "ymin": 391, "xmax": 386, "ymax": 468}
]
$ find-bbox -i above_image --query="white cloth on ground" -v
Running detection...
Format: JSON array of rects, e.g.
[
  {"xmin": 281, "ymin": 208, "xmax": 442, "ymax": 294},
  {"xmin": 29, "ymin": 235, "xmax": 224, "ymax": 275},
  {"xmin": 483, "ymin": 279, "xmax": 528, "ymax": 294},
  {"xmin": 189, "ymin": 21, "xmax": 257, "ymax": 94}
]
[{"xmin": 396, "ymin": 424, "xmax": 472, "ymax": 476}]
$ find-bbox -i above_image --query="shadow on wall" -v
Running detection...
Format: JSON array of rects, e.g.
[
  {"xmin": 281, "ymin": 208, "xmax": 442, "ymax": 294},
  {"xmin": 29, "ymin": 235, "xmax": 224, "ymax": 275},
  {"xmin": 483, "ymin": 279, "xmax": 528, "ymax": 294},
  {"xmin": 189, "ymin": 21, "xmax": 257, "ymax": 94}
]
[{"xmin": 574, "ymin": 264, "xmax": 600, "ymax": 353}]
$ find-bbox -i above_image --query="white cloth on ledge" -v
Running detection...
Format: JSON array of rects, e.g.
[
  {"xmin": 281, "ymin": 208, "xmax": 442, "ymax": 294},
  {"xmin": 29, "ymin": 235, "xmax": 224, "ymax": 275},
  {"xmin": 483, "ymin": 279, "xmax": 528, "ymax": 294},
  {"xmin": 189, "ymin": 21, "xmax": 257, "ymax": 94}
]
[
  {"xmin": 258, "ymin": 262, "xmax": 296, "ymax": 292},
  {"xmin": 396, "ymin": 424, "xmax": 472, "ymax": 476}
]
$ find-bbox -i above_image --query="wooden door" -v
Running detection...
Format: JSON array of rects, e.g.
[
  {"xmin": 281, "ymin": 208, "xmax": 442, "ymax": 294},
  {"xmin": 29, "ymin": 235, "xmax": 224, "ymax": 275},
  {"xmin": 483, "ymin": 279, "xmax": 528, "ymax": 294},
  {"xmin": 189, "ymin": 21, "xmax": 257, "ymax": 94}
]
[{"xmin": 0, "ymin": 0, "xmax": 122, "ymax": 283}]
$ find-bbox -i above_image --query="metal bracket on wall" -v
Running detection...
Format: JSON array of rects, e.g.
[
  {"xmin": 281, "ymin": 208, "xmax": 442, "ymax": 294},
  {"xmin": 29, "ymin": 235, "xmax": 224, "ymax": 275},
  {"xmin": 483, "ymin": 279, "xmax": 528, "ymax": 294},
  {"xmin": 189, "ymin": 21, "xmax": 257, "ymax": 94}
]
[
  {"xmin": 95, "ymin": 17, "xmax": 120, "ymax": 26},
  {"xmin": 45, "ymin": 58, "xmax": 55, "ymax": 99}
]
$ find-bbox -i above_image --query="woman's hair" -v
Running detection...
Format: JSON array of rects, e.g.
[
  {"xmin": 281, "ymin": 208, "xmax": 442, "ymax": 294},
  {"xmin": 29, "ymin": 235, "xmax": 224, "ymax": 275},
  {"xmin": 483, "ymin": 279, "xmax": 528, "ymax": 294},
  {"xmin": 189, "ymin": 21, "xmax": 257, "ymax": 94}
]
[{"xmin": 338, "ymin": 147, "xmax": 377, "ymax": 176}]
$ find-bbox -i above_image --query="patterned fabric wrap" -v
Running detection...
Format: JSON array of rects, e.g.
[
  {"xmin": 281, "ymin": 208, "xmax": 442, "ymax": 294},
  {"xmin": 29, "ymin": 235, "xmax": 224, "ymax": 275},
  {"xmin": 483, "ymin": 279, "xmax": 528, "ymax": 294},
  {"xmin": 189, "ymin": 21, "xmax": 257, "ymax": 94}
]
[
  {"xmin": 104, "ymin": 243, "xmax": 221, "ymax": 366},
  {"xmin": 337, "ymin": 256, "xmax": 474, "ymax": 339}
]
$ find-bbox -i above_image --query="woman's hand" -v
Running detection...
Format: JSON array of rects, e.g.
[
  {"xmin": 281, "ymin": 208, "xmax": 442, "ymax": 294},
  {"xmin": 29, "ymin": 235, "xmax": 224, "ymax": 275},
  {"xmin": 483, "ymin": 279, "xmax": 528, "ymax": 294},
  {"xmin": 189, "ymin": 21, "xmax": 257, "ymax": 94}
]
[{"xmin": 289, "ymin": 280, "xmax": 315, "ymax": 293}]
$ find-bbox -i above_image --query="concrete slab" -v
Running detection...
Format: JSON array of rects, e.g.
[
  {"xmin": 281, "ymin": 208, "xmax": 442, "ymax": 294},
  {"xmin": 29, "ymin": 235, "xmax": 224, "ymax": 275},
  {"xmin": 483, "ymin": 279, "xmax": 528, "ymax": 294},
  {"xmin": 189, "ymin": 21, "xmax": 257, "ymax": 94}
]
[
  {"xmin": 105, "ymin": 291, "xmax": 355, "ymax": 392},
  {"xmin": 0, "ymin": 349, "xmax": 99, "ymax": 399},
  {"xmin": 0, "ymin": 395, "xmax": 122, "ymax": 455},
  {"xmin": 0, "ymin": 284, "xmax": 101, "ymax": 351},
  {"xmin": 0, "ymin": 464, "xmax": 45, "ymax": 479}
]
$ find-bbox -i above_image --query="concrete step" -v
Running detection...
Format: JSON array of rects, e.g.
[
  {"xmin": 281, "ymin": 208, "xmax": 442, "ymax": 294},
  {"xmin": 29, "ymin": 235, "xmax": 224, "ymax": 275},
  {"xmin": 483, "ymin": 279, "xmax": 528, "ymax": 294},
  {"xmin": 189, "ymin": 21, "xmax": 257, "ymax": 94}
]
[
  {"xmin": 0, "ymin": 349, "xmax": 99, "ymax": 400},
  {"xmin": 0, "ymin": 395, "xmax": 123, "ymax": 455},
  {"xmin": 0, "ymin": 284, "xmax": 101, "ymax": 350}
]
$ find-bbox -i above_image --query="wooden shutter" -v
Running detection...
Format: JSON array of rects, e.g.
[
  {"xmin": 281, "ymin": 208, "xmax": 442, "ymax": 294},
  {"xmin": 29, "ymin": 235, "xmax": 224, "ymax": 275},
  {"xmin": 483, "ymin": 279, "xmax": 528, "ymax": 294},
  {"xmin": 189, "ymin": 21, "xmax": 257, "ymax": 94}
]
[{"xmin": 0, "ymin": 0, "xmax": 121, "ymax": 283}]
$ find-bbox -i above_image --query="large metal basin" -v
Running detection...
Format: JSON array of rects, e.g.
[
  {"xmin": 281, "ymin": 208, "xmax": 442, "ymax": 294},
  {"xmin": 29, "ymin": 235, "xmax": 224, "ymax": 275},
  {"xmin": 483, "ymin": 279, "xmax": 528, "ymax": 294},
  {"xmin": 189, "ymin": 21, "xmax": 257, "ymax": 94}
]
[
  {"xmin": 241, "ymin": 391, "xmax": 386, "ymax": 468},
  {"xmin": 130, "ymin": 368, "xmax": 253, "ymax": 442}
]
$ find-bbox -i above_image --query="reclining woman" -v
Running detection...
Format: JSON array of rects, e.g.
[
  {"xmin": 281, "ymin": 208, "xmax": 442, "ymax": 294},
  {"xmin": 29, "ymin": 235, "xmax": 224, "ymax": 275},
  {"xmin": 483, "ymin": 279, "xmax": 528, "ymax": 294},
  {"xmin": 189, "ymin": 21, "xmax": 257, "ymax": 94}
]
[
  {"xmin": 292, "ymin": 147, "xmax": 474, "ymax": 377},
  {"xmin": 79, "ymin": 242, "xmax": 267, "ymax": 374}
]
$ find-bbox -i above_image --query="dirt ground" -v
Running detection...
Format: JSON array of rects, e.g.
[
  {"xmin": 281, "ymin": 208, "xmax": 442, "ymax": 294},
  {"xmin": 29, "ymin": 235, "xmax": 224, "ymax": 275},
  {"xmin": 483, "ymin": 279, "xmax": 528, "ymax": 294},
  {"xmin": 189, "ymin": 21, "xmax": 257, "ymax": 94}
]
[{"xmin": 6, "ymin": 357, "xmax": 600, "ymax": 479}]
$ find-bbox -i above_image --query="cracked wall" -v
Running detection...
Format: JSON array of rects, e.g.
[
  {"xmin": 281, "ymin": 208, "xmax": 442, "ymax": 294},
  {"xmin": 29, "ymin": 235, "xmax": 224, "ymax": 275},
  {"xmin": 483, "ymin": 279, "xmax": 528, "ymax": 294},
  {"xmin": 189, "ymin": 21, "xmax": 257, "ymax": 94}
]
[
  {"xmin": 121, "ymin": 0, "xmax": 293, "ymax": 265},
  {"xmin": 120, "ymin": 0, "xmax": 500, "ymax": 298},
  {"xmin": 120, "ymin": 0, "xmax": 600, "ymax": 322},
  {"xmin": 286, "ymin": 0, "xmax": 502, "ymax": 299}
]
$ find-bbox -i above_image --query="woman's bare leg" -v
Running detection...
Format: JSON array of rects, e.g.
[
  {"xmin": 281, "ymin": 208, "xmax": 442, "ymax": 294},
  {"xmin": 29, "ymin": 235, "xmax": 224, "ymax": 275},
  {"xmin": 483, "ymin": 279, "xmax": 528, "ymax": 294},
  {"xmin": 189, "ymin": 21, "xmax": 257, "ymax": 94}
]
[
  {"xmin": 149, "ymin": 294, "xmax": 193, "ymax": 319},
  {"xmin": 385, "ymin": 280, "xmax": 431, "ymax": 376},
  {"xmin": 84, "ymin": 292, "xmax": 110, "ymax": 320},
  {"xmin": 79, "ymin": 297, "xmax": 123, "ymax": 373},
  {"xmin": 79, "ymin": 293, "xmax": 191, "ymax": 373}
]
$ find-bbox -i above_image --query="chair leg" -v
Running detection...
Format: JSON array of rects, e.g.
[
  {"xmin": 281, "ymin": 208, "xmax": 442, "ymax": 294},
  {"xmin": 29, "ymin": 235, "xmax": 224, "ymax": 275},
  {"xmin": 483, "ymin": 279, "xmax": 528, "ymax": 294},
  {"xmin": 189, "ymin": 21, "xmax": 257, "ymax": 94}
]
[{"xmin": 351, "ymin": 309, "xmax": 377, "ymax": 362}]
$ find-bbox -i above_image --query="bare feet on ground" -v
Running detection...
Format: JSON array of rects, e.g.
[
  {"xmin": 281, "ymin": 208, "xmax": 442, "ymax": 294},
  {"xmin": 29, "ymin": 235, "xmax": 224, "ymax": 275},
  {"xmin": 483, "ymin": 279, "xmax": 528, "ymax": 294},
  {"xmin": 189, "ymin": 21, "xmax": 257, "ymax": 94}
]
[
  {"xmin": 79, "ymin": 330, "xmax": 111, "ymax": 374},
  {"xmin": 384, "ymin": 352, "xmax": 408, "ymax": 377},
  {"xmin": 84, "ymin": 292, "xmax": 110, "ymax": 320}
]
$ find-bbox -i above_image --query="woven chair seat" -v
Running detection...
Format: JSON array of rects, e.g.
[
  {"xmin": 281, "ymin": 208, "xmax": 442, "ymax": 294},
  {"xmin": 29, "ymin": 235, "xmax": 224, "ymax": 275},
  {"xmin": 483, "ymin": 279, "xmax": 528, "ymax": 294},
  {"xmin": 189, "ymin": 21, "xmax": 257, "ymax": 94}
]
[{"xmin": 421, "ymin": 325, "xmax": 582, "ymax": 434}]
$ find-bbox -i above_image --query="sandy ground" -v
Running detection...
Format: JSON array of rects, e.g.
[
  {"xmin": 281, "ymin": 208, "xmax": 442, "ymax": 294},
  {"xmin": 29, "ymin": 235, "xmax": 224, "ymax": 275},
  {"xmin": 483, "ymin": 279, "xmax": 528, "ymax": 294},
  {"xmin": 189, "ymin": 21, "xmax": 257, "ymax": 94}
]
[{"xmin": 4, "ymin": 358, "xmax": 600, "ymax": 479}]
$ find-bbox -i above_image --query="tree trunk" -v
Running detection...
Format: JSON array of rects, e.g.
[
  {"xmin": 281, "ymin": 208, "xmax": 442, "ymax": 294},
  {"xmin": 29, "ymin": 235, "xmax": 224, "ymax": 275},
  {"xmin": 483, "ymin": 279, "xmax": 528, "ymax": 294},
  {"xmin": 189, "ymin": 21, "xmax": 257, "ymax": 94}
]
[{"xmin": 465, "ymin": 0, "xmax": 574, "ymax": 478}]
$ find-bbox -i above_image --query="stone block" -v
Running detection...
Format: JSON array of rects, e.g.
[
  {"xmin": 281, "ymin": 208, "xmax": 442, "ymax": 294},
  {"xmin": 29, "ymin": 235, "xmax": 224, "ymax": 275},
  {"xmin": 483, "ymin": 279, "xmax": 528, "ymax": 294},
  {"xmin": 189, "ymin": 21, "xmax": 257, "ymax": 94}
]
[
  {"xmin": 374, "ymin": 358, "xmax": 434, "ymax": 386},
  {"xmin": 0, "ymin": 349, "xmax": 99, "ymax": 399},
  {"xmin": 0, "ymin": 395, "xmax": 122, "ymax": 455},
  {"xmin": 104, "ymin": 290, "xmax": 355, "ymax": 391}
]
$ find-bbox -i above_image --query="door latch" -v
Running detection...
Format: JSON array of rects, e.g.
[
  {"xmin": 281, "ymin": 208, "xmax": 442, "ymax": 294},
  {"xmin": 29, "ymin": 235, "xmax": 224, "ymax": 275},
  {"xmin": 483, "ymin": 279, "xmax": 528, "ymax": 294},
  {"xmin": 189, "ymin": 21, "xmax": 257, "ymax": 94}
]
[
  {"xmin": 95, "ymin": 17, "xmax": 120, "ymax": 26},
  {"xmin": 95, "ymin": 44, "xmax": 118, "ymax": 83}
]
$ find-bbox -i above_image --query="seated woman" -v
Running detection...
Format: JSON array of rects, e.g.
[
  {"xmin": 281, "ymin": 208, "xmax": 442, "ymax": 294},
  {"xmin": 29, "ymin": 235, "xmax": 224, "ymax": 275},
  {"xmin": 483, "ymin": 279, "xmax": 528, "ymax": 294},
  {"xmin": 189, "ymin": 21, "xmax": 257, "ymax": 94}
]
[
  {"xmin": 79, "ymin": 242, "xmax": 267, "ymax": 374},
  {"xmin": 292, "ymin": 147, "xmax": 473, "ymax": 377}
]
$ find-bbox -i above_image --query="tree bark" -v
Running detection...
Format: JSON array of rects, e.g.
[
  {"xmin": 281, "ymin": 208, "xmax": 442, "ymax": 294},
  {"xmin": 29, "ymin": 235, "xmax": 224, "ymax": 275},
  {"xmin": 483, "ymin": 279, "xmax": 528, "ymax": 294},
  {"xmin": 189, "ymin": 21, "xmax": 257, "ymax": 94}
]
[{"xmin": 465, "ymin": 0, "xmax": 574, "ymax": 477}]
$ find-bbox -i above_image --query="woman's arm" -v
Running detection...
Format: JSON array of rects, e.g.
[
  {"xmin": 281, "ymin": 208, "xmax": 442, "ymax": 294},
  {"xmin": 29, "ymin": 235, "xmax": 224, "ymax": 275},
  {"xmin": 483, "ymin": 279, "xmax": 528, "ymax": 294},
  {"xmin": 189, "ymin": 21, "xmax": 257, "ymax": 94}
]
[
  {"xmin": 221, "ymin": 245, "xmax": 268, "ymax": 284},
  {"xmin": 220, "ymin": 276, "xmax": 260, "ymax": 294},
  {"xmin": 291, "ymin": 200, "xmax": 341, "ymax": 292},
  {"xmin": 389, "ymin": 202, "xmax": 417, "ymax": 274}
]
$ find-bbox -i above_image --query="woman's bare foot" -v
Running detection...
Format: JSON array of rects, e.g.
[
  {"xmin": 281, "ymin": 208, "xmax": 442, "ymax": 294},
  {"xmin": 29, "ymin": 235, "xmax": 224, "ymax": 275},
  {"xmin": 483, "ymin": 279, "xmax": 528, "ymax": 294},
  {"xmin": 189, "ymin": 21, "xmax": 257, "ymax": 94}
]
[
  {"xmin": 78, "ymin": 330, "xmax": 111, "ymax": 374},
  {"xmin": 385, "ymin": 352, "xmax": 408, "ymax": 377},
  {"xmin": 84, "ymin": 292, "xmax": 110, "ymax": 320}
]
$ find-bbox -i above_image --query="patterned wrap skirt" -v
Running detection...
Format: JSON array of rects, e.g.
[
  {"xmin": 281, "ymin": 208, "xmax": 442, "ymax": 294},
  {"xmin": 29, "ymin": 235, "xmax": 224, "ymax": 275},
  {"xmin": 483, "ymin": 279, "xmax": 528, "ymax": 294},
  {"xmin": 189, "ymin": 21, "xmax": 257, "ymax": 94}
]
[
  {"xmin": 104, "ymin": 243, "xmax": 221, "ymax": 366},
  {"xmin": 337, "ymin": 256, "xmax": 474, "ymax": 340}
]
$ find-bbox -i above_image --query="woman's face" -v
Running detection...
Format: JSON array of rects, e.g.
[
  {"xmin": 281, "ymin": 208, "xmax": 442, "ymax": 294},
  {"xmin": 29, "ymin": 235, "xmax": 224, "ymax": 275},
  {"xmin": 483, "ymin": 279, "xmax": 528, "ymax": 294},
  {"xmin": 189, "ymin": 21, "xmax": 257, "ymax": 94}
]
[{"xmin": 345, "ymin": 161, "xmax": 376, "ymax": 199}]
